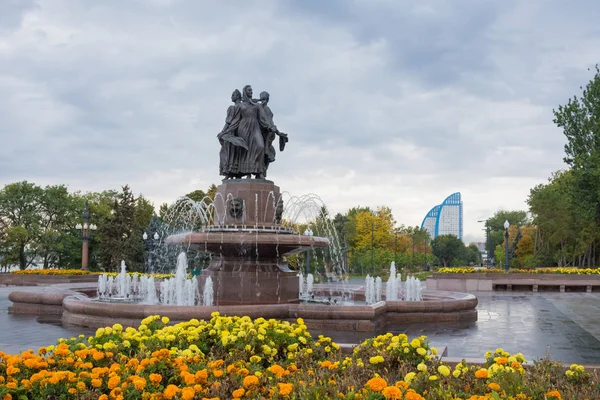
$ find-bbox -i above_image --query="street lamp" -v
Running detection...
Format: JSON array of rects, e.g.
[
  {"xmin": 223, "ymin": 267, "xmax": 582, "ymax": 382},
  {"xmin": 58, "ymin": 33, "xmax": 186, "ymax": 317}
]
[
  {"xmin": 504, "ymin": 220, "xmax": 510, "ymax": 272},
  {"xmin": 303, "ymin": 229, "xmax": 313, "ymax": 275},
  {"xmin": 76, "ymin": 200, "xmax": 97, "ymax": 270},
  {"xmin": 143, "ymin": 231, "xmax": 160, "ymax": 273}
]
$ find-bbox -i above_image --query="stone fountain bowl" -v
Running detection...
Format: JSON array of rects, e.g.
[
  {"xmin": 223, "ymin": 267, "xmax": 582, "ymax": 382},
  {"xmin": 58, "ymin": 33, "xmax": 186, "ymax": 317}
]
[
  {"xmin": 165, "ymin": 230, "xmax": 330, "ymax": 256},
  {"xmin": 53, "ymin": 289, "xmax": 477, "ymax": 332}
]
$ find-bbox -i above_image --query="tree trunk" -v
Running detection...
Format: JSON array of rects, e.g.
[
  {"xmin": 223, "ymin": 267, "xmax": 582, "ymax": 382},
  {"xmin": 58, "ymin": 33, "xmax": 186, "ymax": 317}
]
[
  {"xmin": 43, "ymin": 254, "xmax": 49, "ymax": 269},
  {"xmin": 19, "ymin": 244, "xmax": 26, "ymax": 270}
]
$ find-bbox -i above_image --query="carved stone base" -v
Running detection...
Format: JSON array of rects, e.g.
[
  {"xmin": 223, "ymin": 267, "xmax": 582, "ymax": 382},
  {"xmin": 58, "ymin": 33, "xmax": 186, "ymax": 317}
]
[
  {"xmin": 199, "ymin": 260, "xmax": 299, "ymax": 305},
  {"xmin": 214, "ymin": 180, "xmax": 281, "ymax": 227}
]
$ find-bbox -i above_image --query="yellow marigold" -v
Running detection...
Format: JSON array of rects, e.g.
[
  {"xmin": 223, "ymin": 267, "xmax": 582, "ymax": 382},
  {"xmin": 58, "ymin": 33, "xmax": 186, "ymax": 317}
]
[
  {"xmin": 438, "ymin": 365, "xmax": 451, "ymax": 377},
  {"xmin": 488, "ymin": 382, "xmax": 501, "ymax": 391},
  {"xmin": 163, "ymin": 384, "xmax": 180, "ymax": 399},
  {"xmin": 370, "ymin": 356, "xmax": 385, "ymax": 365},
  {"xmin": 417, "ymin": 363, "xmax": 427, "ymax": 372},
  {"xmin": 232, "ymin": 388, "xmax": 245, "ymax": 398},
  {"xmin": 410, "ymin": 338, "xmax": 421, "ymax": 348},
  {"xmin": 416, "ymin": 347, "xmax": 427, "ymax": 356},
  {"xmin": 545, "ymin": 390, "xmax": 562, "ymax": 400},
  {"xmin": 382, "ymin": 386, "xmax": 402, "ymax": 399},
  {"xmin": 475, "ymin": 368, "xmax": 488, "ymax": 379},
  {"xmin": 278, "ymin": 382, "xmax": 294, "ymax": 396},
  {"xmin": 181, "ymin": 387, "xmax": 195, "ymax": 400},
  {"xmin": 243, "ymin": 375, "xmax": 259, "ymax": 388},
  {"xmin": 365, "ymin": 377, "xmax": 387, "ymax": 392}
]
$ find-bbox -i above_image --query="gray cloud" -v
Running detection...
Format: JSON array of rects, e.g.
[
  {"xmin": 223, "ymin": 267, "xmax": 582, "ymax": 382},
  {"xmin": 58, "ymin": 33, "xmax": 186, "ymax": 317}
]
[{"xmin": 0, "ymin": 0, "xmax": 599, "ymax": 242}]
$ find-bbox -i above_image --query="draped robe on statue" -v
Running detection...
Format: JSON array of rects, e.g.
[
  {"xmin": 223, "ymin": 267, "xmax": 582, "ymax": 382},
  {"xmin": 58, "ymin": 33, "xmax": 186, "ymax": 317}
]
[{"xmin": 230, "ymin": 100, "xmax": 276, "ymax": 176}]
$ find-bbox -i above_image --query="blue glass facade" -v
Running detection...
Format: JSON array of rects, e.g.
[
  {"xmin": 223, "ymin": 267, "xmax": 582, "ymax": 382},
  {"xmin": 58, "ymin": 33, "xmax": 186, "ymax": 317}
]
[{"xmin": 420, "ymin": 192, "xmax": 463, "ymax": 239}]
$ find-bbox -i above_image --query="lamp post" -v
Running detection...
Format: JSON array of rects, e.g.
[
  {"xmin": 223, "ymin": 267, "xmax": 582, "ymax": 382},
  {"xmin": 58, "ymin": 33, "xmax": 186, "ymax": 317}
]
[
  {"xmin": 303, "ymin": 228, "xmax": 313, "ymax": 275},
  {"xmin": 477, "ymin": 219, "xmax": 490, "ymax": 266},
  {"xmin": 504, "ymin": 220, "xmax": 510, "ymax": 272},
  {"xmin": 76, "ymin": 200, "xmax": 97, "ymax": 270},
  {"xmin": 143, "ymin": 231, "xmax": 160, "ymax": 274}
]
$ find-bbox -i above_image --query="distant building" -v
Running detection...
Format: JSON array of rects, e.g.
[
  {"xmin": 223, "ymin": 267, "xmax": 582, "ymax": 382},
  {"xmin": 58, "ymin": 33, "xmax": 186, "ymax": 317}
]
[{"xmin": 421, "ymin": 192, "xmax": 463, "ymax": 239}]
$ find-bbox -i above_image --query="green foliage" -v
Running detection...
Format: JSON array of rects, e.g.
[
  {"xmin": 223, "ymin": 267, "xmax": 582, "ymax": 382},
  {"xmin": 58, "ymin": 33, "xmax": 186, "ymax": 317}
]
[
  {"xmin": 0, "ymin": 181, "xmax": 44, "ymax": 269},
  {"xmin": 431, "ymin": 235, "xmax": 464, "ymax": 267},
  {"xmin": 97, "ymin": 185, "xmax": 146, "ymax": 272}
]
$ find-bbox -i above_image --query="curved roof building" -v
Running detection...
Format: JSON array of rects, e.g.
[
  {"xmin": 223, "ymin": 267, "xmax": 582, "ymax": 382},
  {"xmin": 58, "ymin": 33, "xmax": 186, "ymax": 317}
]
[{"xmin": 420, "ymin": 192, "xmax": 463, "ymax": 239}]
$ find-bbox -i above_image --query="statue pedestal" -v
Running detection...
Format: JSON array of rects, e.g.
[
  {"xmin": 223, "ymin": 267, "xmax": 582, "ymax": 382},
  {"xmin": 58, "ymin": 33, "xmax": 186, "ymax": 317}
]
[{"xmin": 214, "ymin": 179, "xmax": 281, "ymax": 227}]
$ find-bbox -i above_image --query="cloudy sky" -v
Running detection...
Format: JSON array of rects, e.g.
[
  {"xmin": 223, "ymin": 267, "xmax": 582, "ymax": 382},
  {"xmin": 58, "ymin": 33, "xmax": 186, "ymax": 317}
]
[{"xmin": 1, "ymin": 0, "xmax": 599, "ymax": 244}]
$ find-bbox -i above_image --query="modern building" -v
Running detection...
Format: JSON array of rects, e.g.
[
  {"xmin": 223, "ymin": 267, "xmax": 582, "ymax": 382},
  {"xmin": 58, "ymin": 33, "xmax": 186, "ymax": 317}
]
[{"xmin": 421, "ymin": 192, "xmax": 463, "ymax": 239}]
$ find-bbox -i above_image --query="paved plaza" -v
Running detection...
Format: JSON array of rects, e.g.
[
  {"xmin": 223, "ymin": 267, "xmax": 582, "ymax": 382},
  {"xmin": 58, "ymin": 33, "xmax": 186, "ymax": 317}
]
[{"xmin": 2, "ymin": 286, "xmax": 600, "ymax": 364}]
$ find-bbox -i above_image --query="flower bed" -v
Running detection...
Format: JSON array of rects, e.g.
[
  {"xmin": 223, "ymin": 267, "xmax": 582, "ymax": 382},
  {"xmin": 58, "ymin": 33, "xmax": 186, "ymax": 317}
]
[
  {"xmin": 10, "ymin": 270, "xmax": 174, "ymax": 279},
  {"xmin": 1, "ymin": 314, "xmax": 598, "ymax": 399},
  {"xmin": 10, "ymin": 269, "xmax": 92, "ymax": 276},
  {"xmin": 438, "ymin": 267, "xmax": 600, "ymax": 275}
]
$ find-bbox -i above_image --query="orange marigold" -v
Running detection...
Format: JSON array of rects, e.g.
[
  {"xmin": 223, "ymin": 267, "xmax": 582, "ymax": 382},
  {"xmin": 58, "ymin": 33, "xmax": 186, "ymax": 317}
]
[
  {"xmin": 545, "ymin": 390, "xmax": 562, "ymax": 400},
  {"xmin": 181, "ymin": 387, "xmax": 195, "ymax": 400},
  {"xmin": 495, "ymin": 357, "xmax": 508, "ymax": 365},
  {"xmin": 270, "ymin": 364, "xmax": 286, "ymax": 377},
  {"xmin": 404, "ymin": 390, "xmax": 425, "ymax": 400},
  {"xmin": 488, "ymin": 382, "xmax": 500, "ymax": 391},
  {"xmin": 149, "ymin": 374, "xmax": 162, "ymax": 385},
  {"xmin": 278, "ymin": 383, "xmax": 293, "ymax": 397},
  {"xmin": 243, "ymin": 375, "xmax": 259, "ymax": 388},
  {"xmin": 365, "ymin": 377, "xmax": 387, "ymax": 393},
  {"xmin": 232, "ymin": 388, "xmax": 245, "ymax": 398},
  {"xmin": 163, "ymin": 384, "xmax": 180, "ymax": 399},
  {"xmin": 382, "ymin": 386, "xmax": 402, "ymax": 399},
  {"xmin": 475, "ymin": 368, "xmax": 488, "ymax": 379}
]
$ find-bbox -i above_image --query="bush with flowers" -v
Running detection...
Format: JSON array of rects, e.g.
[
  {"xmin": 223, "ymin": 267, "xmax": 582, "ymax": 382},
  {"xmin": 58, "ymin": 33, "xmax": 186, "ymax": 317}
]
[
  {"xmin": 1, "ymin": 313, "xmax": 599, "ymax": 399},
  {"xmin": 438, "ymin": 267, "xmax": 600, "ymax": 275},
  {"xmin": 10, "ymin": 269, "xmax": 176, "ymax": 279},
  {"xmin": 10, "ymin": 269, "xmax": 92, "ymax": 276}
]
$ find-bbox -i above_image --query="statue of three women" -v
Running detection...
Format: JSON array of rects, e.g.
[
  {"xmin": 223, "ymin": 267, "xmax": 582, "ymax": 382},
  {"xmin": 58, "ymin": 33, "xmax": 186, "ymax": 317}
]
[{"xmin": 217, "ymin": 85, "xmax": 289, "ymax": 180}]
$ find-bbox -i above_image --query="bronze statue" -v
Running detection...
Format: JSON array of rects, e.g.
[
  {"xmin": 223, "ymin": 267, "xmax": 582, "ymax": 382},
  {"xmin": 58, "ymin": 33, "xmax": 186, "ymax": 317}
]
[
  {"xmin": 217, "ymin": 85, "xmax": 289, "ymax": 180},
  {"xmin": 218, "ymin": 89, "xmax": 244, "ymax": 179}
]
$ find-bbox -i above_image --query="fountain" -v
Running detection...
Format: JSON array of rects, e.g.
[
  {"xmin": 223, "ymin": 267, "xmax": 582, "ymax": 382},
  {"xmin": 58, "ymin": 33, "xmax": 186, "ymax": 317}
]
[
  {"xmin": 97, "ymin": 253, "xmax": 212, "ymax": 306},
  {"xmin": 166, "ymin": 180, "xmax": 330, "ymax": 305},
  {"xmin": 9, "ymin": 84, "xmax": 478, "ymax": 332}
]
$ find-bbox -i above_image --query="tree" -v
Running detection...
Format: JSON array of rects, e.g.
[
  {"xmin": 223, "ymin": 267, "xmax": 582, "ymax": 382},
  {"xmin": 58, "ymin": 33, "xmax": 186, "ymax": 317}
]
[
  {"xmin": 97, "ymin": 186, "xmax": 146, "ymax": 272},
  {"xmin": 485, "ymin": 210, "xmax": 529, "ymax": 263},
  {"xmin": 36, "ymin": 185, "xmax": 82, "ymax": 269},
  {"xmin": 0, "ymin": 181, "xmax": 44, "ymax": 269},
  {"xmin": 431, "ymin": 235, "xmax": 464, "ymax": 267},
  {"xmin": 552, "ymin": 65, "xmax": 600, "ymax": 267}
]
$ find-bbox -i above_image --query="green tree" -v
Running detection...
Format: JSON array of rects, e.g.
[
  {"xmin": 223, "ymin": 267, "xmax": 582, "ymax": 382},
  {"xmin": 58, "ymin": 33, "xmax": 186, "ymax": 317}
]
[
  {"xmin": 36, "ymin": 185, "xmax": 82, "ymax": 269},
  {"xmin": 431, "ymin": 234, "xmax": 464, "ymax": 268},
  {"xmin": 485, "ymin": 210, "xmax": 529, "ymax": 264},
  {"xmin": 97, "ymin": 186, "xmax": 146, "ymax": 272},
  {"xmin": 553, "ymin": 65, "xmax": 600, "ymax": 267},
  {"xmin": 0, "ymin": 181, "xmax": 44, "ymax": 269}
]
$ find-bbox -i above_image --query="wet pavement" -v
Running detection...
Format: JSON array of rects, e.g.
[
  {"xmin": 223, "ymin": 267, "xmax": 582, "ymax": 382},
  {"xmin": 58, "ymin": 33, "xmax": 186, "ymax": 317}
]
[{"xmin": 2, "ymin": 287, "xmax": 600, "ymax": 364}]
